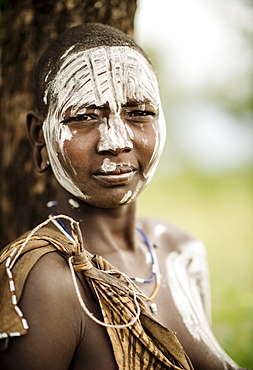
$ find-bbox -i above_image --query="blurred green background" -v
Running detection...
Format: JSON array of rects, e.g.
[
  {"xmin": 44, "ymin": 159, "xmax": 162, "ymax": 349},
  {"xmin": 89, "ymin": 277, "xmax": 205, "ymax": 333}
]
[
  {"xmin": 137, "ymin": 168, "xmax": 253, "ymax": 369},
  {"xmin": 135, "ymin": 0, "xmax": 253, "ymax": 368}
]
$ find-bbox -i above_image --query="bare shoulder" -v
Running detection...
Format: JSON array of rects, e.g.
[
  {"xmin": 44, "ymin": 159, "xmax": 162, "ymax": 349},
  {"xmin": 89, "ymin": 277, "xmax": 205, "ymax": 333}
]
[
  {"xmin": 16, "ymin": 251, "xmax": 82, "ymax": 317},
  {"xmin": 23, "ymin": 251, "xmax": 76, "ymax": 294},
  {"xmin": 1, "ymin": 250, "xmax": 118, "ymax": 369},
  {"xmin": 137, "ymin": 217, "xmax": 205, "ymax": 254},
  {"xmin": 0, "ymin": 252, "xmax": 84, "ymax": 369},
  {"xmin": 137, "ymin": 217, "xmax": 209, "ymax": 285},
  {"xmin": 138, "ymin": 218, "xmax": 212, "ymax": 326}
]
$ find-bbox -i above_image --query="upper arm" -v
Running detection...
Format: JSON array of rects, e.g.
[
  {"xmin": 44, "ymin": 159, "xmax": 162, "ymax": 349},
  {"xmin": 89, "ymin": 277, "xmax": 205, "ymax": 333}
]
[
  {"xmin": 162, "ymin": 224, "xmax": 243, "ymax": 369},
  {"xmin": 180, "ymin": 238, "xmax": 212, "ymax": 324},
  {"xmin": 152, "ymin": 218, "xmax": 212, "ymax": 322},
  {"xmin": 165, "ymin": 226, "xmax": 212, "ymax": 323},
  {"xmin": 0, "ymin": 252, "xmax": 83, "ymax": 370}
]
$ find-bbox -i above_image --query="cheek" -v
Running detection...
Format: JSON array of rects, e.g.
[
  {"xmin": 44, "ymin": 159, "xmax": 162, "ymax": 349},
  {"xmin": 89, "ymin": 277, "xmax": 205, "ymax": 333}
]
[
  {"xmin": 61, "ymin": 137, "xmax": 83, "ymax": 165},
  {"xmin": 60, "ymin": 128, "xmax": 104, "ymax": 178},
  {"xmin": 135, "ymin": 120, "xmax": 162, "ymax": 182},
  {"xmin": 56, "ymin": 130, "xmax": 87, "ymax": 173},
  {"xmin": 134, "ymin": 125, "xmax": 158, "ymax": 164}
]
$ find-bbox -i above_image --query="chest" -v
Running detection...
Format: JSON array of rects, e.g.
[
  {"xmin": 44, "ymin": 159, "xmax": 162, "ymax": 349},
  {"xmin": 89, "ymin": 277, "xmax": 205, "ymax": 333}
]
[{"xmin": 133, "ymin": 258, "xmax": 181, "ymax": 331}]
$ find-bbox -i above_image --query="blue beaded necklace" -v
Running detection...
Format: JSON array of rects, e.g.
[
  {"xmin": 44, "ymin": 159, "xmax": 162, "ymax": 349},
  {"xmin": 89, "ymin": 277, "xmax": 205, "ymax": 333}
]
[{"xmin": 47, "ymin": 200, "xmax": 161, "ymax": 313}]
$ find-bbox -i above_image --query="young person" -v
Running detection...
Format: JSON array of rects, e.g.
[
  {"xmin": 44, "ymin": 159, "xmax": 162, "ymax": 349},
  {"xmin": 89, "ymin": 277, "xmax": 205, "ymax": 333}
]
[{"xmin": 0, "ymin": 23, "xmax": 244, "ymax": 369}]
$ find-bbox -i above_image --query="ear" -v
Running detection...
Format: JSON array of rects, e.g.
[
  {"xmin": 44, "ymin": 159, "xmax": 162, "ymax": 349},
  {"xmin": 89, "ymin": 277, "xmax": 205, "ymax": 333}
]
[{"xmin": 27, "ymin": 112, "xmax": 50, "ymax": 173}]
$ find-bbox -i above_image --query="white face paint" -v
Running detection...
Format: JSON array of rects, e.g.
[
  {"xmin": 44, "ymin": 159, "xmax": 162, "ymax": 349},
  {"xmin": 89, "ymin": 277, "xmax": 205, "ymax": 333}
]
[
  {"xmin": 101, "ymin": 158, "xmax": 117, "ymax": 173},
  {"xmin": 42, "ymin": 46, "xmax": 166, "ymax": 201},
  {"xmin": 98, "ymin": 118, "xmax": 133, "ymax": 153},
  {"xmin": 165, "ymin": 240, "xmax": 240, "ymax": 369},
  {"xmin": 119, "ymin": 190, "xmax": 132, "ymax": 204}
]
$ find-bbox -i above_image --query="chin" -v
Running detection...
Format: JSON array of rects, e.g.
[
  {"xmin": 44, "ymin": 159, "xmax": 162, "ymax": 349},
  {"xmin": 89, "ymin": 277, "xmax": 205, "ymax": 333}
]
[
  {"xmin": 77, "ymin": 193, "xmax": 137, "ymax": 209},
  {"xmin": 92, "ymin": 199, "xmax": 135, "ymax": 209},
  {"xmin": 70, "ymin": 182, "xmax": 143, "ymax": 208}
]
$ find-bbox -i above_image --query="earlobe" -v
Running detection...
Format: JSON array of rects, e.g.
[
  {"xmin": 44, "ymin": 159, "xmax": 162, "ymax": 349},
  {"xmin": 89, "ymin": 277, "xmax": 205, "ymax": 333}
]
[{"xmin": 27, "ymin": 112, "xmax": 50, "ymax": 173}]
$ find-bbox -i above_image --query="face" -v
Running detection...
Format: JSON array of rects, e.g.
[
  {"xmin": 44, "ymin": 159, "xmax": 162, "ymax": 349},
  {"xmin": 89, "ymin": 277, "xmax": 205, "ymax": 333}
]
[{"xmin": 42, "ymin": 46, "xmax": 166, "ymax": 207}]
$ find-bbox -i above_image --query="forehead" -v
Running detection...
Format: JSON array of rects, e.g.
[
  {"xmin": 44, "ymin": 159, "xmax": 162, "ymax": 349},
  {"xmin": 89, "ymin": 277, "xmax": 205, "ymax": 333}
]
[{"xmin": 44, "ymin": 46, "xmax": 159, "ymax": 112}]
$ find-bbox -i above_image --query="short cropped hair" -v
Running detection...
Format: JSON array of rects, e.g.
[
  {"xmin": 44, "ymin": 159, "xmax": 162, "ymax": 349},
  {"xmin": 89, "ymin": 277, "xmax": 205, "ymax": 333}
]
[{"xmin": 35, "ymin": 23, "xmax": 153, "ymax": 116}]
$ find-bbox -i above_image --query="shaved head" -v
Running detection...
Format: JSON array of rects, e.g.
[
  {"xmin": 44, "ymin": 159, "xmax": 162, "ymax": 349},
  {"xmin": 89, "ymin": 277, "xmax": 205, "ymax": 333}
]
[{"xmin": 35, "ymin": 23, "xmax": 153, "ymax": 116}]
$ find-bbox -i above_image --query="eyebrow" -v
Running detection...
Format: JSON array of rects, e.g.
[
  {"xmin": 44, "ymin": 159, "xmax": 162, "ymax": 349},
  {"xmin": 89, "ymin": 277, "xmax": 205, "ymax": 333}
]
[
  {"xmin": 78, "ymin": 103, "xmax": 108, "ymax": 110},
  {"xmin": 122, "ymin": 99, "xmax": 153, "ymax": 107},
  {"xmin": 76, "ymin": 99, "xmax": 154, "ymax": 111}
]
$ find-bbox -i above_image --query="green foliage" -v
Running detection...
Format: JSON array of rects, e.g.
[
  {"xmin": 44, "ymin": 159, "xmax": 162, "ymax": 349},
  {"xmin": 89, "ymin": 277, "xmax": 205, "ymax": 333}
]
[{"xmin": 137, "ymin": 167, "xmax": 253, "ymax": 369}]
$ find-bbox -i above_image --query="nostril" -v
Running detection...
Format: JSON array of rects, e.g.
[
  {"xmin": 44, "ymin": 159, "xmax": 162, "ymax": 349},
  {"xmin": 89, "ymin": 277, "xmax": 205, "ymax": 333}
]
[
  {"xmin": 98, "ymin": 148, "xmax": 122, "ymax": 156},
  {"xmin": 97, "ymin": 146, "xmax": 132, "ymax": 155}
]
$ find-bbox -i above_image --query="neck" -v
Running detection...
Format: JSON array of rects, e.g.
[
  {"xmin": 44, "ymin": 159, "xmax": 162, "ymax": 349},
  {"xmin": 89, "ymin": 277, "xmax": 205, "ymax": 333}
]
[{"xmin": 54, "ymin": 186, "xmax": 137, "ymax": 256}]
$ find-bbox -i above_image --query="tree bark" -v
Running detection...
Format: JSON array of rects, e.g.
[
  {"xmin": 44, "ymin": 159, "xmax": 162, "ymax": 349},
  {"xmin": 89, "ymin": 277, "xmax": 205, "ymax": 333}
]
[{"xmin": 0, "ymin": 0, "xmax": 137, "ymax": 248}]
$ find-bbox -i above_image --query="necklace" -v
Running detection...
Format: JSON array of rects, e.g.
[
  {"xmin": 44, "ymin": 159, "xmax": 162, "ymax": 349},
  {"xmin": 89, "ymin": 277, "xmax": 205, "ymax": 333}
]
[{"xmin": 47, "ymin": 201, "xmax": 160, "ymax": 315}]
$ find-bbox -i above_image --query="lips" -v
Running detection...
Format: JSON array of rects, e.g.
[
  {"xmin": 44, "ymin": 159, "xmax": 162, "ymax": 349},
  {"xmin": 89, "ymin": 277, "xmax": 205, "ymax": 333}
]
[{"xmin": 93, "ymin": 164, "xmax": 136, "ymax": 185}]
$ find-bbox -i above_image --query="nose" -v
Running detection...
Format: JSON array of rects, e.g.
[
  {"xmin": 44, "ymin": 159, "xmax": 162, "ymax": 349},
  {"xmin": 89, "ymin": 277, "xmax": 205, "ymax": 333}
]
[
  {"xmin": 97, "ymin": 115, "xmax": 133, "ymax": 155},
  {"xmin": 99, "ymin": 146, "xmax": 132, "ymax": 156}
]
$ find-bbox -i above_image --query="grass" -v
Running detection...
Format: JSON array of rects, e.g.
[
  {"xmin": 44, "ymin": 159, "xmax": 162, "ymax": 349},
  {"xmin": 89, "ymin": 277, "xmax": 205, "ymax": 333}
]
[{"xmin": 136, "ymin": 167, "xmax": 253, "ymax": 369}]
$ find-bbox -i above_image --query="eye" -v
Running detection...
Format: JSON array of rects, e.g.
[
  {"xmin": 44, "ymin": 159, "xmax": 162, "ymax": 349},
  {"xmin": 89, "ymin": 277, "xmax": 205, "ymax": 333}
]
[
  {"xmin": 128, "ymin": 110, "xmax": 155, "ymax": 117},
  {"xmin": 63, "ymin": 114, "xmax": 98, "ymax": 124}
]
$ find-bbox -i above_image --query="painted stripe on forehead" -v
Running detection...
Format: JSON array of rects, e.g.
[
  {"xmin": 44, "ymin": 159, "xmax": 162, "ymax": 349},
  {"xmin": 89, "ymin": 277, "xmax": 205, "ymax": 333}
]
[
  {"xmin": 61, "ymin": 54, "xmax": 88, "ymax": 77},
  {"xmin": 51, "ymin": 55, "xmax": 90, "ymax": 114},
  {"xmin": 86, "ymin": 50, "xmax": 103, "ymax": 107},
  {"xmin": 48, "ymin": 46, "xmax": 159, "ymax": 117},
  {"xmin": 54, "ymin": 49, "xmax": 106, "ymax": 113},
  {"xmin": 60, "ymin": 44, "xmax": 75, "ymax": 60},
  {"xmin": 107, "ymin": 47, "xmax": 125, "ymax": 111},
  {"xmin": 82, "ymin": 47, "xmax": 125, "ymax": 111}
]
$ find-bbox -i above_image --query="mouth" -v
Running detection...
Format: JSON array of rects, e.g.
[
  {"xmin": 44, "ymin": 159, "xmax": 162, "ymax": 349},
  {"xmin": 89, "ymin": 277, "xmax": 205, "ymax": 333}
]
[{"xmin": 93, "ymin": 164, "xmax": 137, "ymax": 185}]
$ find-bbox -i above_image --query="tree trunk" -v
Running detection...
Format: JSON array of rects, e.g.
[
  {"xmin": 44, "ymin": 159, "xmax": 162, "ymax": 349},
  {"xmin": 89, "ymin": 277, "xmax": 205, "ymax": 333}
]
[{"xmin": 0, "ymin": 0, "xmax": 137, "ymax": 248}]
